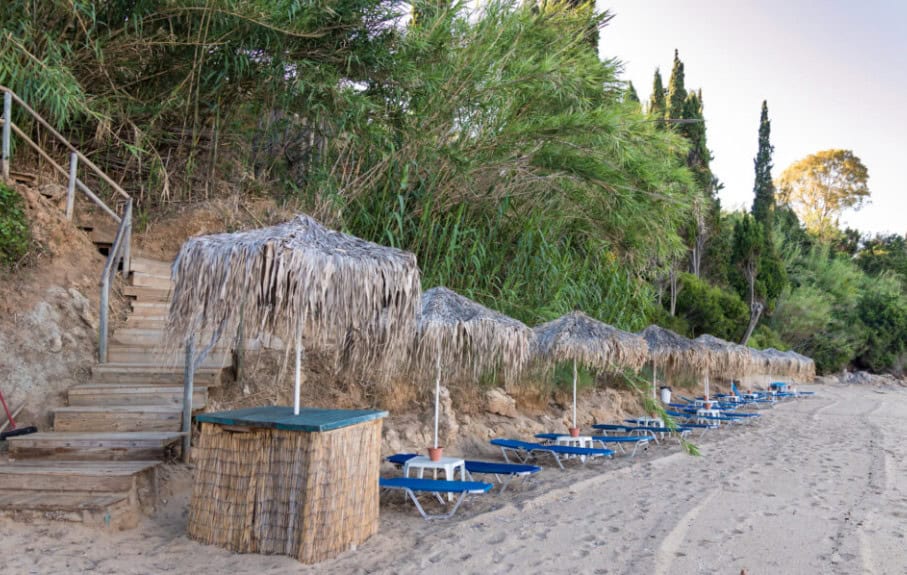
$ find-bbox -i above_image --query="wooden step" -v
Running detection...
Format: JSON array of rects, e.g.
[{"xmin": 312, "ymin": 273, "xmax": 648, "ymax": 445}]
[
  {"xmin": 132, "ymin": 274, "xmax": 173, "ymax": 290},
  {"xmin": 123, "ymin": 285, "xmax": 171, "ymax": 303},
  {"xmin": 131, "ymin": 257, "xmax": 172, "ymax": 276},
  {"xmin": 91, "ymin": 364, "xmax": 225, "ymax": 386},
  {"xmin": 7, "ymin": 432, "xmax": 183, "ymax": 461},
  {"xmin": 0, "ymin": 490, "xmax": 137, "ymax": 528},
  {"xmin": 0, "ymin": 489, "xmax": 127, "ymax": 511},
  {"xmin": 54, "ymin": 406, "xmax": 183, "ymax": 432},
  {"xmin": 105, "ymin": 346, "xmax": 231, "ymax": 367},
  {"xmin": 111, "ymin": 329, "xmax": 230, "ymax": 349},
  {"xmin": 68, "ymin": 384, "xmax": 208, "ymax": 407},
  {"xmin": 0, "ymin": 460, "xmax": 159, "ymax": 492}
]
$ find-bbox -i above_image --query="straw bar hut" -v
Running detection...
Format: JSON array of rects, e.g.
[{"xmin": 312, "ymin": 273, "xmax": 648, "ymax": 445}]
[
  {"xmin": 171, "ymin": 215, "xmax": 422, "ymax": 564},
  {"xmin": 533, "ymin": 312, "xmax": 648, "ymax": 429},
  {"xmin": 417, "ymin": 287, "xmax": 533, "ymax": 452}
]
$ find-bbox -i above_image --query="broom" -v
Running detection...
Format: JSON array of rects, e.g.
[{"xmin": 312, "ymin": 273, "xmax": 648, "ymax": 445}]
[{"xmin": 0, "ymin": 388, "xmax": 37, "ymax": 440}]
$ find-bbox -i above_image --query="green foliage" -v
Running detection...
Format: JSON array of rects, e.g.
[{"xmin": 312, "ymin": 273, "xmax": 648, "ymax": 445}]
[
  {"xmin": 0, "ymin": 184, "xmax": 30, "ymax": 269},
  {"xmin": 747, "ymin": 324, "xmax": 787, "ymax": 350},
  {"xmin": 674, "ymin": 273, "xmax": 748, "ymax": 340},
  {"xmin": 771, "ymin": 244, "xmax": 868, "ymax": 373},
  {"xmin": 665, "ymin": 49, "xmax": 686, "ymax": 122},
  {"xmin": 751, "ymin": 100, "xmax": 775, "ymax": 228},
  {"xmin": 731, "ymin": 213, "xmax": 763, "ymax": 304},
  {"xmin": 855, "ymin": 274, "xmax": 907, "ymax": 373},
  {"xmin": 777, "ymin": 149, "xmax": 871, "ymax": 242},
  {"xmin": 857, "ymin": 234, "xmax": 907, "ymax": 287},
  {"xmin": 649, "ymin": 68, "xmax": 666, "ymax": 128},
  {"xmin": 340, "ymin": 1, "xmax": 697, "ymax": 329}
]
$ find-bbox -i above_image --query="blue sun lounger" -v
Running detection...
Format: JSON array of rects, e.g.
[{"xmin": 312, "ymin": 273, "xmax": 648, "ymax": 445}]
[
  {"xmin": 533, "ymin": 433, "xmax": 652, "ymax": 457},
  {"xmin": 379, "ymin": 477, "xmax": 493, "ymax": 520},
  {"xmin": 386, "ymin": 453, "xmax": 541, "ymax": 493},
  {"xmin": 490, "ymin": 438, "xmax": 614, "ymax": 470},
  {"xmin": 592, "ymin": 423, "xmax": 696, "ymax": 443}
]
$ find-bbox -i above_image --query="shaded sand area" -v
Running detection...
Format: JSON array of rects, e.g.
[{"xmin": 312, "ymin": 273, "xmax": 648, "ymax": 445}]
[{"xmin": 2, "ymin": 382, "xmax": 907, "ymax": 574}]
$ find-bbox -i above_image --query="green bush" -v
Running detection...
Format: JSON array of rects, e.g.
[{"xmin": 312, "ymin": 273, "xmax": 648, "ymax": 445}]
[
  {"xmin": 855, "ymin": 274, "xmax": 907, "ymax": 372},
  {"xmin": 674, "ymin": 272, "xmax": 749, "ymax": 341},
  {"xmin": 0, "ymin": 184, "xmax": 29, "ymax": 268}
]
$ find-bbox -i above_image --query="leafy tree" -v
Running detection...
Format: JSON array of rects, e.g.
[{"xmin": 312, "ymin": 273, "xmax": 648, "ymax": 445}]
[
  {"xmin": 649, "ymin": 68, "xmax": 666, "ymax": 128},
  {"xmin": 674, "ymin": 273, "xmax": 748, "ymax": 341},
  {"xmin": 731, "ymin": 214, "xmax": 764, "ymax": 344},
  {"xmin": 857, "ymin": 234, "xmax": 907, "ymax": 285},
  {"xmin": 776, "ymin": 149, "xmax": 871, "ymax": 241},
  {"xmin": 855, "ymin": 274, "xmax": 907, "ymax": 373},
  {"xmin": 751, "ymin": 101, "xmax": 775, "ymax": 228}
]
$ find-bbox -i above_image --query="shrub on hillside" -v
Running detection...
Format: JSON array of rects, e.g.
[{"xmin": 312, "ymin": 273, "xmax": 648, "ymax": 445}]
[
  {"xmin": 674, "ymin": 272, "xmax": 748, "ymax": 341},
  {"xmin": 0, "ymin": 184, "xmax": 29, "ymax": 268}
]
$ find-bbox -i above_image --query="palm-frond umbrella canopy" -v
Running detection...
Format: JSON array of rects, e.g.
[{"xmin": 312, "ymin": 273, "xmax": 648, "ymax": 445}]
[
  {"xmin": 533, "ymin": 312, "xmax": 648, "ymax": 429},
  {"xmin": 166, "ymin": 214, "xmax": 422, "ymax": 414},
  {"xmin": 694, "ymin": 334, "xmax": 754, "ymax": 379},
  {"xmin": 417, "ymin": 287, "xmax": 533, "ymax": 449},
  {"xmin": 762, "ymin": 348, "xmax": 799, "ymax": 378},
  {"xmin": 639, "ymin": 325, "xmax": 712, "ymax": 399},
  {"xmin": 789, "ymin": 351, "xmax": 816, "ymax": 381}
]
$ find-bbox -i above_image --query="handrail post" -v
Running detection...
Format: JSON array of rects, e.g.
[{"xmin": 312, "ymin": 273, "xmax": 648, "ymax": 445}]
[
  {"xmin": 182, "ymin": 336, "xmax": 196, "ymax": 462},
  {"xmin": 99, "ymin": 272, "xmax": 110, "ymax": 363},
  {"xmin": 2, "ymin": 91, "xmax": 11, "ymax": 182},
  {"xmin": 66, "ymin": 152, "xmax": 78, "ymax": 220},
  {"xmin": 121, "ymin": 199, "xmax": 132, "ymax": 274}
]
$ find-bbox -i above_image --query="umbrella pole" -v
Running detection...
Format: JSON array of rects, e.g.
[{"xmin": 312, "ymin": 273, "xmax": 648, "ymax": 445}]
[
  {"xmin": 652, "ymin": 360, "xmax": 657, "ymax": 400},
  {"xmin": 433, "ymin": 354, "xmax": 441, "ymax": 449},
  {"xmin": 704, "ymin": 370, "xmax": 710, "ymax": 402},
  {"xmin": 293, "ymin": 320, "xmax": 303, "ymax": 416},
  {"xmin": 572, "ymin": 358, "xmax": 578, "ymax": 428}
]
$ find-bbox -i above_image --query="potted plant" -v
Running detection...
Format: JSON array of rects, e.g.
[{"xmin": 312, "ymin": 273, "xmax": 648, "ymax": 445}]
[{"xmin": 427, "ymin": 446, "xmax": 444, "ymax": 461}]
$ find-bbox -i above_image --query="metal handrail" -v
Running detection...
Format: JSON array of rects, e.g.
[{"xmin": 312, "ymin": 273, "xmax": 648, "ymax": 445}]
[
  {"xmin": 0, "ymin": 85, "xmax": 129, "ymax": 200},
  {"xmin": 0, "ymin": 85, "xmax": 133, "ymax": 363},
  {"xmin": 99, "ymin": 200, "xmax": 132, "ymax": 363}
]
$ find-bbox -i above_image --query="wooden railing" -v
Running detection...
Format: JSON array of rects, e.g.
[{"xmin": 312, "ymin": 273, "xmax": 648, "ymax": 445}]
[{"xmin": 0, "ymin": 86, "xmax": 132, "ymax": 362}]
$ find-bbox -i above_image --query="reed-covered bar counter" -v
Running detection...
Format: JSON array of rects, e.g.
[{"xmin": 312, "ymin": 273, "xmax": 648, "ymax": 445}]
[{"xmin": 187, "ymin": 406, "xmax": 388, "ymax": 564}]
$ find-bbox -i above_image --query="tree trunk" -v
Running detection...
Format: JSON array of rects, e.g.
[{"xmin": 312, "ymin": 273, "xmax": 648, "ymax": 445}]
[
  {"xmin": 669, "ymin": 263, "xmax": 678, "ymax": 317},
  {"xmin": 740, "ymin": 300, "xmax": 763, "ymax": 346},
  {"xmin": 690, "ymin": 205, "xmax": 707, "ymax": 277}
]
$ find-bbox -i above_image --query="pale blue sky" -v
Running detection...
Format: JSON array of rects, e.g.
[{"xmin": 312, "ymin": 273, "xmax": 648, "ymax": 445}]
[{"xmin": 598, "ymin": 0, "xmax": 906, "ymax": 235}]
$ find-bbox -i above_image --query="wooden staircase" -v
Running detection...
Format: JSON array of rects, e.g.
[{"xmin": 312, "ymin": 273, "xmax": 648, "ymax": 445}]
[{"xmin": 0, "ymin": 256, "xmax": 230, "ymax": 527}]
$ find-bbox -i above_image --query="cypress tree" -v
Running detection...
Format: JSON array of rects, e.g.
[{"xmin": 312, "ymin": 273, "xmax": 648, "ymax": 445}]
[
  {"xmin": 665, "ymin": 49, "xmax": 687, "ymax": 123},
  {"xmin": 649, "ymin": 69, "xmax": 665, "ymax": 128},
  {"xmin": 751, "ymin": 100, "xmax": 775, "ymax": 228},
  {"xmin": 626, "ymin": 81, "xmax": 640, "ymax": 104}
]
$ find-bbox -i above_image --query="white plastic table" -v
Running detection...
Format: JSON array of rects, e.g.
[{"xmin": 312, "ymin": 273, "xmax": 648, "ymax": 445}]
[
  {"xmin": 554, "ymin": 435, "xmax": 594, "ymax": 449},
  {"xmin": 696, "ymin": 408, "xmax": 721, "ymax": 423},
  {"xmin": 629, "ymin": 417, "xmax": 663, "ymax": 428},
  {"xmin": 403, "ymin": 455, "xmax": 466, "ymax": 480}
]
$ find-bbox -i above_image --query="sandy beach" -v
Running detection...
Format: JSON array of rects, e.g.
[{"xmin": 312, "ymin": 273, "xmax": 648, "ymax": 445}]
[{"xmin": 2, "ymin": 381, "xmax": 906, "ymax": 575}]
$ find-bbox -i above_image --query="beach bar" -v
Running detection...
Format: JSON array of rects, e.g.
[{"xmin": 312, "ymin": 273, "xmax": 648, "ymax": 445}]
[{"xmin": 188, "ymin": 406, "xmax": 387, "ymax": 563}]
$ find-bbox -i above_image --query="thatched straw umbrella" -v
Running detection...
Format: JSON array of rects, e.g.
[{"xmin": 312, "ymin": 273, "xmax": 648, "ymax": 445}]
[
  {"xmin": 167, "ymin": 214, "xmax": 422, "ymax": 414},
  {"xmin": 639, "ymin": 325, "xmax": 711, "ymax": 400},
  {"xmin": 762, "ymin": 348, "xmax": 799, "ymax": 379},
  {"xmin": 782, "ymin": 350, "xmax": 815, "ymax": 382},
  {"xmin": 533, "ymin": 312, "xmax": 648, "ymax": 430},
  {"xmin": 694, "ymin": 334, "xmax": 755, "ymax": 379},
  {"xmin": 417, "ymin": 287, "xmax": 533, "ymax": 451}
]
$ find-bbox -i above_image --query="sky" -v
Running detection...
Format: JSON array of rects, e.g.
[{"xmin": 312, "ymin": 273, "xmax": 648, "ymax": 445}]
[{"xmin": 597, "ymin": 0, "xmax": 907, "ymax": 236}]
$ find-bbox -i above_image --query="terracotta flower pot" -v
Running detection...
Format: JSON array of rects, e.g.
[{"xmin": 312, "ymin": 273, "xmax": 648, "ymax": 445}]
[
  {"xmin": 568, "ymin": 427, "xmax": 580, "ymax": 438},
  {"xmin": 704, "ymin": 401, "xmax": 713, "ymax": 410},
  {"xmin": 427, "ymin": 446, "xmax": 444, "ymax": 462}
]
